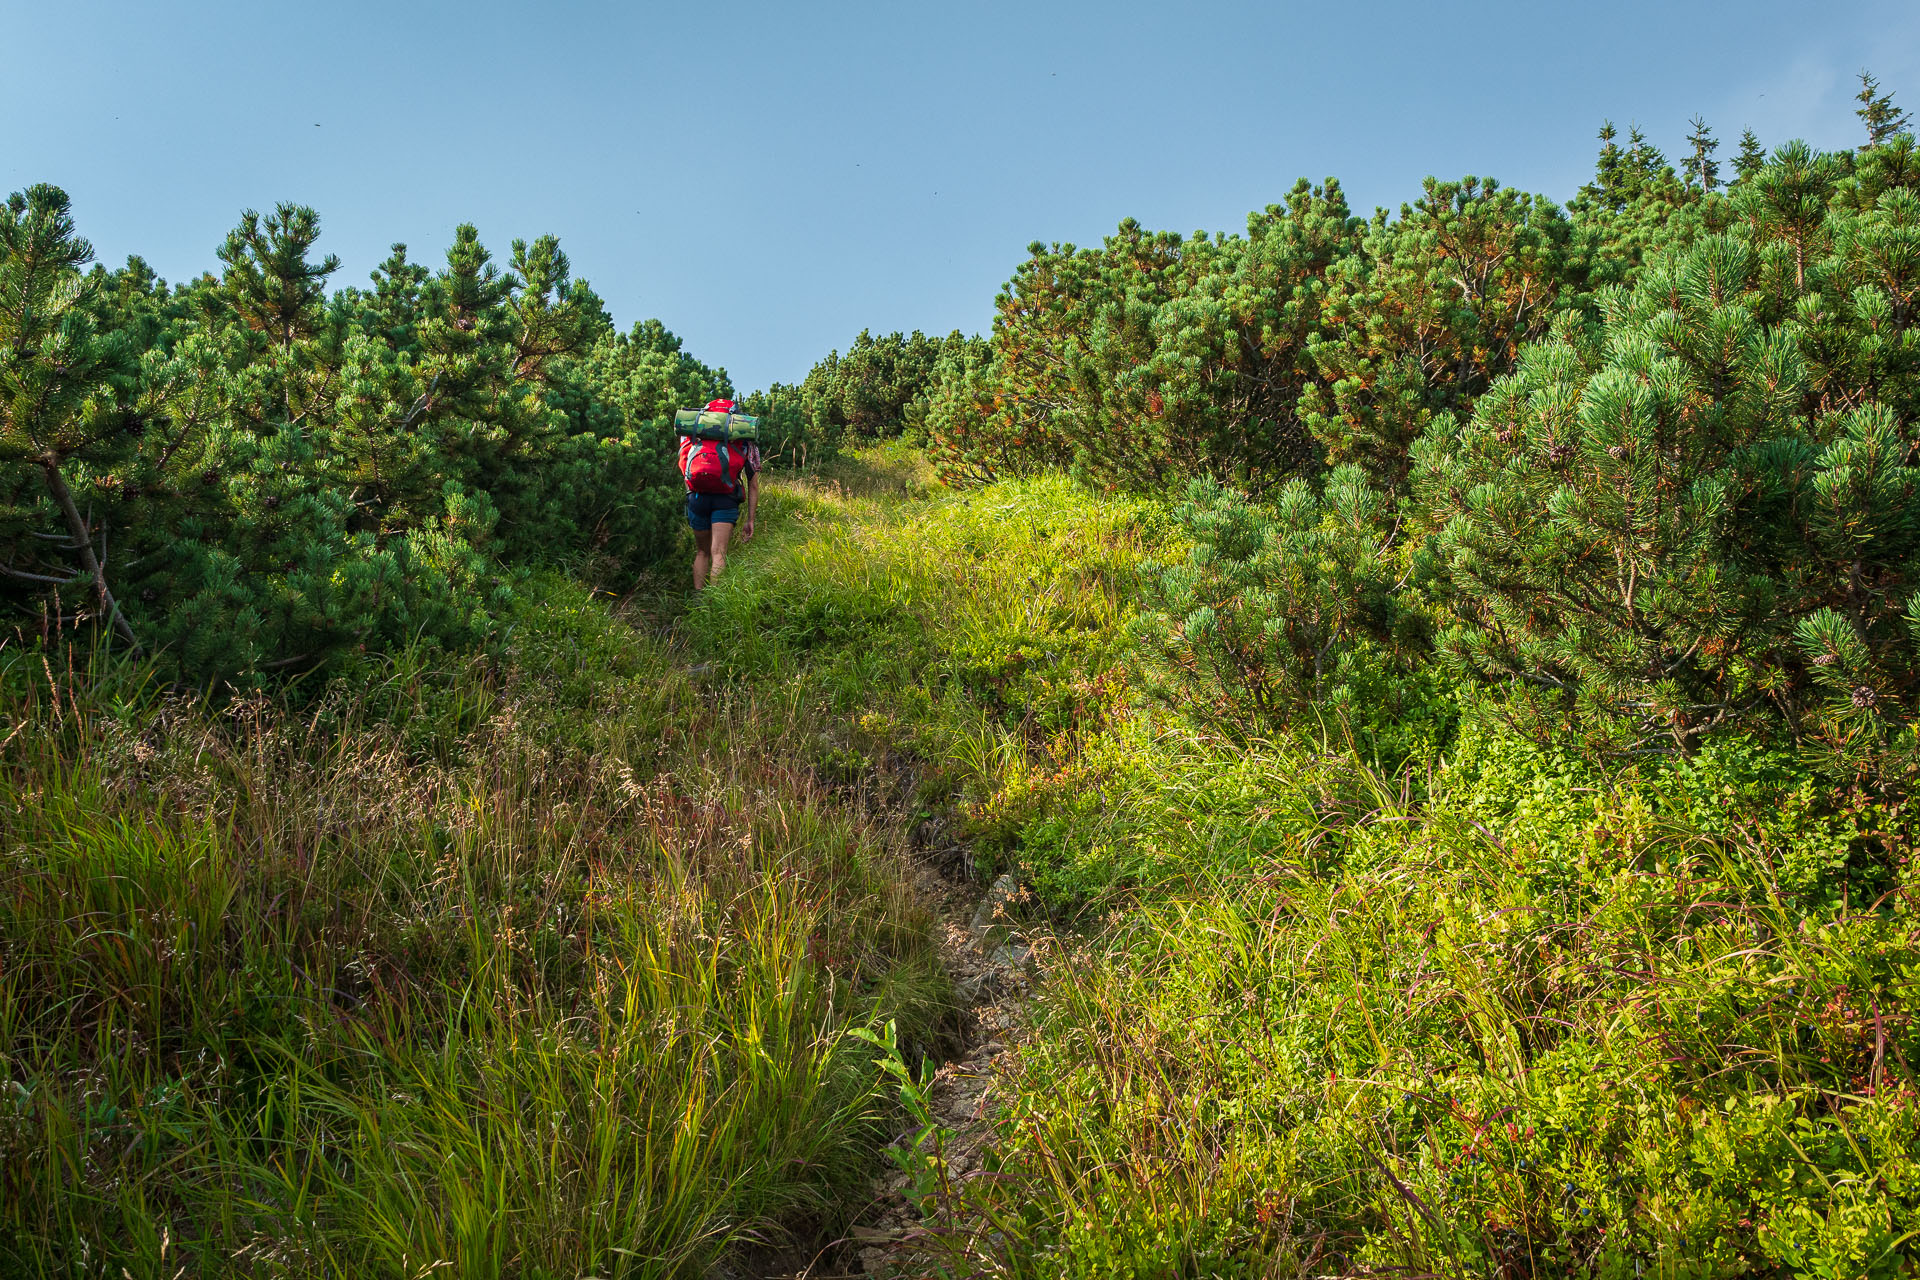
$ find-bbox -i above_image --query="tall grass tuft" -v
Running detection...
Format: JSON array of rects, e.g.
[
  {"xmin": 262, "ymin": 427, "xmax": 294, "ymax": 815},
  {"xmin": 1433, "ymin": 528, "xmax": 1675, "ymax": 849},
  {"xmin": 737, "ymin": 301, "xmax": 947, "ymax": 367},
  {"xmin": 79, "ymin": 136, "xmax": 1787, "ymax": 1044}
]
[{"xmin": 0, "ymin": 570, "xmax": 945, "ymax": 1277}]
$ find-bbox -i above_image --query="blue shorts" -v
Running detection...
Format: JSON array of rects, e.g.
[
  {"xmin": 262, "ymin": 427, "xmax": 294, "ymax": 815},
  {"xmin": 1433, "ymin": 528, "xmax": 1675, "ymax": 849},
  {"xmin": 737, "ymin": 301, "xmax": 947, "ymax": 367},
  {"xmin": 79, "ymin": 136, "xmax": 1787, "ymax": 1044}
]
[{"xmin": 686, "ymin": 492, "xmax": 740, "ymax": 531}]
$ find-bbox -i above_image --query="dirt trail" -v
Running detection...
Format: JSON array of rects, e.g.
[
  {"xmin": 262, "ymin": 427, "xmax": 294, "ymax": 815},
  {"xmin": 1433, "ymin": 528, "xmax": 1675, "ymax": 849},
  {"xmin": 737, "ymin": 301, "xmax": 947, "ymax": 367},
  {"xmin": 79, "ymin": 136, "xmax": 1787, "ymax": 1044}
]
[
  {"xmin": 759, "ymin": 757, "xmax": 1039, "ymax": 1280},
  {"xmin": 844, "ymin": 858, "xmax": 1032, "ymax": 1278}
]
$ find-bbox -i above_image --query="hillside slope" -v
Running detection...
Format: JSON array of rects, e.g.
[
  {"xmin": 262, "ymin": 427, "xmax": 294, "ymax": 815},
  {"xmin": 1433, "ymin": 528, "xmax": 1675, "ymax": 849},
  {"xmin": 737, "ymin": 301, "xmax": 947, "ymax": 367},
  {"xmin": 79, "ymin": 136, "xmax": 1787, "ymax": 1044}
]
[
  {"xmin": 699, "ymin": 448, "xmax": 1920, "ymax": 1278},
  {"xmin": 6, "ymin": 445, "xmax": 1920, "ymax": 1278}
]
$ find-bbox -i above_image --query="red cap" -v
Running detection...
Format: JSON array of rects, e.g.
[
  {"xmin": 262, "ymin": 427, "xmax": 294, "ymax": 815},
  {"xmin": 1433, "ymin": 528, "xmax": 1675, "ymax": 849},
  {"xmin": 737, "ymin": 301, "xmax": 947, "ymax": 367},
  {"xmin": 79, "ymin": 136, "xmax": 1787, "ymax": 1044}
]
[{"xmin": 705, "ymin": 398, "xmax": 736, "ymax": 412}]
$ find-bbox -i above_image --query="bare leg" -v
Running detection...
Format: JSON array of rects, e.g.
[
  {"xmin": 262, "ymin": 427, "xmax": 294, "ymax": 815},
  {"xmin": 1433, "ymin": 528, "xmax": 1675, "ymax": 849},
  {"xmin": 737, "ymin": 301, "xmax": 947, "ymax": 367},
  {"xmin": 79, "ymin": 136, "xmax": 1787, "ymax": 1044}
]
[
  {"xmin": 693, "ymin": 527, "xmax": 714, "ymax": 589},
  {"xmin": 709, "ymin": 519, "xmax": 735, "ymax": 582}
]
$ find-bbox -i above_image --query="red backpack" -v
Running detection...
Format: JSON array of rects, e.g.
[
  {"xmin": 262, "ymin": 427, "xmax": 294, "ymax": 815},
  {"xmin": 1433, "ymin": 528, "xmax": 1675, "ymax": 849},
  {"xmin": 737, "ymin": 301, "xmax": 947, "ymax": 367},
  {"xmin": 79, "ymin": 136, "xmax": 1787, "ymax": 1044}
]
[{"xmin": 679, "ymin": 436, "xmax": 749, "ymax": 497}]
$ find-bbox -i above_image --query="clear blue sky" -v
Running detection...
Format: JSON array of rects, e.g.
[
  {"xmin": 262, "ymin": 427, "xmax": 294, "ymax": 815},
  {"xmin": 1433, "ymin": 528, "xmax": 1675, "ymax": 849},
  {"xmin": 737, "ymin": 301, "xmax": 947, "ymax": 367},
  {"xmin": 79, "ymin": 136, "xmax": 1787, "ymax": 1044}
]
[{"xmin": 2, "ymin": 0, "xmax": 1915, "ymax": 392}]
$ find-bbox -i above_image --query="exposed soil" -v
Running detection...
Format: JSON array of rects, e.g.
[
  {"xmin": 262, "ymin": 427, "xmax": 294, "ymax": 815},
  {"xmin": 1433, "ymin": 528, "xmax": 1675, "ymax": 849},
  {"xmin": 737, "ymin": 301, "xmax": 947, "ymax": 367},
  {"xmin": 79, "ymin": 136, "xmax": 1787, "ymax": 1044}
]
[
  {"xmin": 843, "ymin": 862, "xmax": 1033, "ymax": 1279},
  {"xmin": 746, "ymin": 755, "xmax": 1039, "ymax": 1280}
]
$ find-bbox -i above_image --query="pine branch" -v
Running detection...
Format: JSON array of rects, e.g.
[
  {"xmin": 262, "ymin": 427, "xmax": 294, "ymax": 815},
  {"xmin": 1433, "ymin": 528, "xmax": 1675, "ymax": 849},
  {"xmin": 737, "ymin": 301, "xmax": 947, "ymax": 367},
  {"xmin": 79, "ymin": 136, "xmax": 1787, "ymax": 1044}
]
[
  {"xmin": 398, "ymin": 372, "xmax": 443, "ymax": 429},
  {"xmin": 0, "ymin": 563, "xmax": 85, "ymax": 585},
  {"xmin": 26, "ymin": 530, "xmax": 87, "ymax": 548},
  {"xmin": 40, "ymin": 459, "xmax": 139, "ymax": 652}
]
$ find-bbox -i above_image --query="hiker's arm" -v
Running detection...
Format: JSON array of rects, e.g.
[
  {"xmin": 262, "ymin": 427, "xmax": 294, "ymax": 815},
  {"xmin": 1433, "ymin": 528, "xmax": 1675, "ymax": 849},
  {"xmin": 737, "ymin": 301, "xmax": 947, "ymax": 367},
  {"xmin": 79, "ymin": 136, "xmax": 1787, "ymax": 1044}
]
[{"xmin": 744, "ymin": 471, "xmax": 759, "ymax": 539}]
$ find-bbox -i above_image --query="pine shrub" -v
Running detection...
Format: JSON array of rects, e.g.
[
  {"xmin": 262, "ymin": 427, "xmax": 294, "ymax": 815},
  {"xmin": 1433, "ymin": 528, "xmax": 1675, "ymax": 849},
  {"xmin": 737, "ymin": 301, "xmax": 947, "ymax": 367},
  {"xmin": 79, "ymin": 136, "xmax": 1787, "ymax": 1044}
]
[{"xmin": 0, "ymin": 193, "xmax": 734, "ymax": 685}]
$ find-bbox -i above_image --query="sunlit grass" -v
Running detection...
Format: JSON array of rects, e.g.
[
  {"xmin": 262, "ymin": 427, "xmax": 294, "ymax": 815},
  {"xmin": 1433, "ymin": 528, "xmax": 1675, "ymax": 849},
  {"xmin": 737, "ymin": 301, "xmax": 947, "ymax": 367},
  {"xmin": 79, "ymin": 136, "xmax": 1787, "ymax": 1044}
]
[
  {"xmin": 9, "ymin": 443, "xmax": 1919, "ymax": 1277},
  {"xmin": 0, "ymin": 538, "xmax": 945, "ymax": 1276},
  {"xmin": 677, "ymin": 448, "xmax": 1920, "ymax": 1277}
]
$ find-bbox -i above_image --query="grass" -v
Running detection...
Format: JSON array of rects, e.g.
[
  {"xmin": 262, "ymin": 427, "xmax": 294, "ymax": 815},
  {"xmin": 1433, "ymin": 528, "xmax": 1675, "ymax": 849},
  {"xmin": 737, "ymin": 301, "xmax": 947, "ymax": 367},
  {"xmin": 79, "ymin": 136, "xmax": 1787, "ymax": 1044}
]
[
  {"xmin": 972, "ymin": 743, "xmax": 1920, "ymax": 1277},
  {"xmin": 658, "ymin": 444, "xmax": 1920, "ymax": 1277},
  {"xmin": 6, "ymin": 441, "xmax": 1920, "ymax": 1277},
  {"xmin": 0, "ymin": 509, "xmax": 948, "ymax": 1275}
]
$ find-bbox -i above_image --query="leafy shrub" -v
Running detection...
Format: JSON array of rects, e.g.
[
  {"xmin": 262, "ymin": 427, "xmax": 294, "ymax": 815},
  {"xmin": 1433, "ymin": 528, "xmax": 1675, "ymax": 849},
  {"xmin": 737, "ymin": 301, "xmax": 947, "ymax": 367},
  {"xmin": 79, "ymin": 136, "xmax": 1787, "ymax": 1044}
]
[
  {"xmin": 925, "ymin": 186, "xmax": 1356, "ymax": 494},
  {"xmin": 916, "ymin": 144, "xmax": 1718, "ymax": 500},
  {"xmin": 971, "ymin": 721, "xmax": 1920, "ymax": 1277},
  {"xmin": 1134, "ymin": 468, "xmax": 1446, "ymax": 763},
  {"xmin": 796, "ymin": 328, "xmax": 985, "ymax": 446},
  {"xmin": 1417, "ymin": 179, "xmax": 1920, "ymax": 762},
  {"xmin": 737, "ymin": 380, "xmax": 824, "ymax": 467},
  {"xmin": 1300, "ymin": 176, "xmax": 1591, "ymax": 494},
  {"xmin": 0, "ymin": 191, "xmax": 727, "ymax": 685}
]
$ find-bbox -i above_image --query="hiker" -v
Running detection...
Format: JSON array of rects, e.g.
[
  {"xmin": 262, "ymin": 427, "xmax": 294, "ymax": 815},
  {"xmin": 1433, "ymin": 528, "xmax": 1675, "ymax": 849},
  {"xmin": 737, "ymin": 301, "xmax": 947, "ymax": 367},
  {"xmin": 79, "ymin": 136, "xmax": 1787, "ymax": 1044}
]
[{"xmin": 680, "ymin": 397, "xmax": 760, "ymax": 589}]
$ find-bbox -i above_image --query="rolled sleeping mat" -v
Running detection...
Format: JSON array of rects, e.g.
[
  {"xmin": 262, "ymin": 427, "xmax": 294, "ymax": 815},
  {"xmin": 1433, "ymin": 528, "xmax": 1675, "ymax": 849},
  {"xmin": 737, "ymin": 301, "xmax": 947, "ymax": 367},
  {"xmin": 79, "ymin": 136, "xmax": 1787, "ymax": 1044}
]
[{"xmin": 674, "ymin": 408, "xmax": 759, "ymax": 442}]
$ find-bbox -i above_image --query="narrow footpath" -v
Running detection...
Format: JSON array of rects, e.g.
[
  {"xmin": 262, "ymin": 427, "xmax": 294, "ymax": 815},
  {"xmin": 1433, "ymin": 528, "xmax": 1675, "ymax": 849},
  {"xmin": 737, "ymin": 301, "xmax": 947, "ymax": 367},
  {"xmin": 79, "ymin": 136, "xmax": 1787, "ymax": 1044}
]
[{"xmin": 658, "ymin": 450, "xmax": 1056, "ymax": 1280}]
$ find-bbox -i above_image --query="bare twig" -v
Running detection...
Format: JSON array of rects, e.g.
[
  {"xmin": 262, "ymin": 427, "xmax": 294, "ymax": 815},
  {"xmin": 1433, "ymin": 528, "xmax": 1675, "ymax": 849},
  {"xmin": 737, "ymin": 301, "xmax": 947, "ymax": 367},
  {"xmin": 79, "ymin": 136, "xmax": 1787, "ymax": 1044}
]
[{"xmin": 40, "ymin": 458, "xmax": 140, "ymax": 652}]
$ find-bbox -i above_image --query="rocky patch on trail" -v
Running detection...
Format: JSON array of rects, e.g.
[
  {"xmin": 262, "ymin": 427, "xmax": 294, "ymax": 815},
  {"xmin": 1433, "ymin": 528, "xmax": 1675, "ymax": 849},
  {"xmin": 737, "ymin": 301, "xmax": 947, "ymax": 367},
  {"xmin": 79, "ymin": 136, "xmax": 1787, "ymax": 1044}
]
[
  {"xmin": 848, "ymin": 870, "xmax": 1034, "ymax": 1279},
  {"xmin": 746, "ymin": 750, "xmax": 1040, "ymax": 1280}
]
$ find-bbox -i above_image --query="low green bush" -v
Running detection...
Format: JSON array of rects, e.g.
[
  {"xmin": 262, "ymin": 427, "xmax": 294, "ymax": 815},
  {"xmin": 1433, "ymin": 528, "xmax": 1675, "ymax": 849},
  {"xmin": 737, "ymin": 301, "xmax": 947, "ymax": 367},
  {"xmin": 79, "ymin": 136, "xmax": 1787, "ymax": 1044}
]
[
  {"xmin": 975, "ymin": 733, "xmax": 1920, "ymax": 1276},
  {"xmin": 1133, "ymin": 468, "xmax": 1449, "ymax": 766}
]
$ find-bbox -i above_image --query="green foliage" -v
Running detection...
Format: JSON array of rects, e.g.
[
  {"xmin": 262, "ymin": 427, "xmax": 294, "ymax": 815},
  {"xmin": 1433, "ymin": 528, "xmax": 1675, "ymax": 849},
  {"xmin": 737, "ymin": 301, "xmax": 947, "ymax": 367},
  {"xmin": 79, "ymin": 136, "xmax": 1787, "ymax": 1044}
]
[
  {"xmin": 1414, "ymin": 254, "xmax": 1788, "ymax": 753},
  {"xmin": 920, "ymin": 164, "xmax": 1676, "ymax": 499},
  {"xmin": 1417, "ymin": 167, "xmax": 1920, "ymax": 761},
  {"xmin": 1134, "ymin": 469, "xmax": 1444, "ymax": 762},
  {"xmin": 0, "ymin": 185, "xmax": 141, "ymax": 648},
  {"xmin": 1565, "ymin": 121, "xmax": 1716, "ymax": 286},
  {"xmin": 797, "ymin": 328, "xmax": 984, "ymax": 446},
  {"xmin": 925, "ymin": 185, "xmax": 1358, "ymax": 494},
  {"xmin": 850, "ymin": 1019, "xmax": 956, "ymax": 1213},
  {"xmin": 677, "ymin": 451, "xmax": 1167, "ymax": 896},
  {"xmin": 1858, "ymin": 71, "xmax": 1914, "ymax": 150},
  {"xmin": 1575, "ymin": 120, "xmax": 1682, "ymax": 213},
  {"xmin": 1302, "ymin": 176, "xmax": 1587, "ymax": 493},
  {"xmin": 1734, "ymin": 127, "xmax": 1771, "ymax": 183},
  {"xmin": 735, "ymin": 381, "xmax": 814, "ymax": 464},
  {"xmin": 974, "ymin": 729, "xmax": 1920, "ymax": 1277},
  {"xmin": 0, "ymin": 192, "xmax": 738, "ymax": 685},
  {"xmin": 919, "ymin": 321, "xmax": 1037, "ymax": 486},
  {"xmin": 0, "ymin": 576, "xmax": 945, "ymax": 1277},
  {"xmin": 918, "ymin": 112, "xmax": 1765, "ymax": 502},
  {"xmin": 1684, "ymin": 115, "xmax": 1722, "ymax": 192}
]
